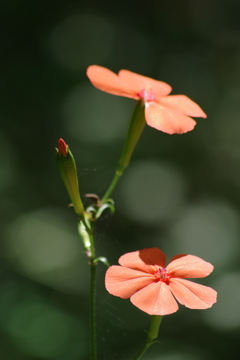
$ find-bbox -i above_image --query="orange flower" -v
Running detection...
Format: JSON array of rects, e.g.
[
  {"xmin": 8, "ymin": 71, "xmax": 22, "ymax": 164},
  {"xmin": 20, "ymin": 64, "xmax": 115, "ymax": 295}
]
[
  {"xmin": 105, "ymin": 248, "xmax": 217, "ymax": 315},
  {"xmin": 86, "ymin": 66, "xmax": 207, "ymax": 134}
]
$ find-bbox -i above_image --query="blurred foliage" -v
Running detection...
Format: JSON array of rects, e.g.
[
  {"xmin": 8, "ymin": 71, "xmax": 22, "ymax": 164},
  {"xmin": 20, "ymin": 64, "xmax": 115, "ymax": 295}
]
[{"xmin": 1, "ymin": 0, "xmax": 240, "ymax": 359}]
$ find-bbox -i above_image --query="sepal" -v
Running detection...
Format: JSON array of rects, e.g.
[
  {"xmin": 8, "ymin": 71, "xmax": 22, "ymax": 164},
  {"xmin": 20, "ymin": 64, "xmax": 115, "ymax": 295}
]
[{"xmin": 56, "ymin": 138, "xmax": 84, "ymax": 216}]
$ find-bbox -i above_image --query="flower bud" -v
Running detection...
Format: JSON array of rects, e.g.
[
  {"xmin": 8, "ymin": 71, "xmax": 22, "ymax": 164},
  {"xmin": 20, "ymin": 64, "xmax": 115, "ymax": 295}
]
[{"xmin": 56, "ymin": 139, "xmax": 84, "ymax": 216}]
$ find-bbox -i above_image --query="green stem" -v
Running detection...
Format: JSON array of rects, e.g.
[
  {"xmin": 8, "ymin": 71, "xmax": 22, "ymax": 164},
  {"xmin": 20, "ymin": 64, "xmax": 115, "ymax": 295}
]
[
  {"xmin": 90, "ymin": 257, "xmax": 97, "ymax": 360},
  {"xmin": 133, "ymin": 315, "xmax": 163, "ymax": 360},
  {"xmin": 100, "ymin": 100, "xmax": 145, "ymax": 203},
  {"xmin": 78, "ymin": 218, "xmax": 97, "ymax": 360},
  {"xmin": 101, "ymin": 169, "xmax": 122, "ymax": 204},
  {"xmin": 133, "ymin": 343, "xmax": 152, "ymax": 360},
  {"xmin": 88, "ymin": 228, "xmax": 97, "ymax": 360}
]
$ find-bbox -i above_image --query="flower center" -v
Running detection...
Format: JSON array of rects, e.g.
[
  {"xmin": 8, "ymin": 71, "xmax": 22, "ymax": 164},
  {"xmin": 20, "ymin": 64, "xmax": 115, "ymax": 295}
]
[
  {"xmin": 137, "ymin": 89, "xmax": 155, "ymax": 102},
  {"xmin": 154, "ymin": 268, "xmax": 170, "ymax": 283}
]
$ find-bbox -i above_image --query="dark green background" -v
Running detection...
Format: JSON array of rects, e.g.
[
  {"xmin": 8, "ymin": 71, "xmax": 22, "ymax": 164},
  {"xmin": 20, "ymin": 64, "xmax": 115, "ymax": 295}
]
[{"xmin": 1, "ymin": 0, "xmax": 240, "ymax": 359}]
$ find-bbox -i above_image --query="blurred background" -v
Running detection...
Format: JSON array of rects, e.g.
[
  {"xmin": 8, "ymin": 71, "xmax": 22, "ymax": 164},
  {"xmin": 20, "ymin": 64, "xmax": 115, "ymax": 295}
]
[{"xmin": 1, "ymin": 0, "xmax": 240, "ymax": 359}]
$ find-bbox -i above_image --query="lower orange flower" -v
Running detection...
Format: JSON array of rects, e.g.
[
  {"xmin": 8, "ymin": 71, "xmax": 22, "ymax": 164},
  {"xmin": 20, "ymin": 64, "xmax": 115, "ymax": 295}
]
[{"xmin": 105, "ymin": 248, "xmax": 217, "ymax": 315}]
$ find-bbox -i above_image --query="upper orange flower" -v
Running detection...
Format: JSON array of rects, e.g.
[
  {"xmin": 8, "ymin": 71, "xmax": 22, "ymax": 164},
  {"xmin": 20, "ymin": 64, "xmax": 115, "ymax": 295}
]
[
  {"xmin": 86, "ymin": 66, "xmax": 207, "ymax": 134},
  {"xmin": 105, "ymin": 248, "xmax": 217, "ymax": 315}
]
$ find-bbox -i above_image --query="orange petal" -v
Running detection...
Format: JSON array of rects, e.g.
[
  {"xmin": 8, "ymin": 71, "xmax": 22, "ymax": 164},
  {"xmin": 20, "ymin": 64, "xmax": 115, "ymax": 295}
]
[
  {"xmin": 145, "ymin": 102, "xmax": 196, "ymax": 134},
  {"xmin": 105, "ymin": 266, "xmax": 154, "ymax": 299},
  {"xmin": 118, "ymin": 248, "xmax": 166, "ymax": 274},
  {"xmin": 86, "ymin": 65, "xmax": 136, "ymax": 99},
  {"xmin": 160, "ymin": 95, "xmax": 207, "ymax": 118},
  {"xmin": 130, "ymin": 281, "xmax": 178, "ymax": 315},
  {"xmin": 167, "ymin": 254, "xmax": 214, "ymax": 279},
  {"xmin": 119, "ymin": 70, "xmax": 172, "ymax": 98},
  {"xmin": 169, "ymin": 278, "xmax": 217, "ymax": 309}
]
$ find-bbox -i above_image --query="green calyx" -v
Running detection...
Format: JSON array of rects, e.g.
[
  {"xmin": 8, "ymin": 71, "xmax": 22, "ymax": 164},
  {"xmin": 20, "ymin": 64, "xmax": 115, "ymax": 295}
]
[
  {"xmin": 100, "ymin": 100, "xmax": 146, "ymax": 203},
  {"xmin": 117, "ymin": 100, "xmax": 146, "ymax": 174},
  {"xmin": 56, "ymin": 144, "xmax": 84, "ymax": 216}
]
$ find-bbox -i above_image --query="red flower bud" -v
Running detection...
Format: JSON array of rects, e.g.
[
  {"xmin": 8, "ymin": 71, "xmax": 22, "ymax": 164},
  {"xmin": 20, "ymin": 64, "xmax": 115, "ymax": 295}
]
[
  {"xmin": 56, "ymin": 138, "xmax": 84, "ymax": 216},
  {"xmin": 57, "ymin": 138, "xmax": 68, "ymax": 157}
]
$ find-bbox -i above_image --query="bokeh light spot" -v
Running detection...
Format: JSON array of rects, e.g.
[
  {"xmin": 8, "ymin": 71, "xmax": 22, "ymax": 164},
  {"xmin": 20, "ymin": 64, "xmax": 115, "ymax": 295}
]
[
  {"xmin": 49, "ymin": 14, "xmax": 114, "ymax": 71},
  {"xmin": 4, "ymin": 208, "xmax": 89, "ymax": 294},
  {"xmin": 118, "ymin": 161, "xmax": 186, "ymax": 224},
  {"xmin": 61, "ymin": 83, "xmax": 132, "ymax": 143},
  {"xmin": 203, "ymin": 272, "xmax": 240, "ymax": 330},
  {"xmin": 168, "ymin": 200, "xmax": 240, "ymax": 267},
  {"xmin": 5, "ymin": 301, "xmax": 87, "ymax": 359}
]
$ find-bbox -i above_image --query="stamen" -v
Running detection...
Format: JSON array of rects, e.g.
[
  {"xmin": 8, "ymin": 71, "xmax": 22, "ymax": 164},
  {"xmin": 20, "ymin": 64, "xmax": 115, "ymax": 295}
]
[
  {"xmin": 137, "ymin": 89, "xmax": 155, "ymax": 102},
  {"xmin": 154, "ymin": 267, "xmax": 170, "ymax": 282}
]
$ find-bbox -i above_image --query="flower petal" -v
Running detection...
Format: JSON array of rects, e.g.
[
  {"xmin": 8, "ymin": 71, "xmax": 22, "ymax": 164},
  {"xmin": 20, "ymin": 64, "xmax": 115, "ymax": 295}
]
[
  {"xmin": 118, "ymin": 248, "xmax": 166, "ymax": 274},
  {"xmin": 119, "ymin": 70, "xmax": 172, "ymax": 98},
  {"xmin": 86, "ymin": 65, "xmax": 136, "ymax": 98},
  {"xmin": 145, "ymin": 102, "xmax": 196, "ymax": 134},
  {"xmin": 169, "ymin": 278, "xmax": 217, "ymax": 309},
  {"xmin": 160, "ymin": 95, "xmax": 207, "ymax": 118},
  {"xmin": 167, "ymin": 254, "xmax": 214, "ymax": 278},
  {"xmin": 130, "ymin": 281, "xmax": 178, "ymax": 315},
  {"xmin": 105, "ymin": 266, "xmax": 154, "ymax": 299}
]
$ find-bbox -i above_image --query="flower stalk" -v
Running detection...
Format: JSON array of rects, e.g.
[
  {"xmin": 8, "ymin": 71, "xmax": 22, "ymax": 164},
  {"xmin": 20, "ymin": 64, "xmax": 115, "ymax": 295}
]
[
  {"xmin": 90, "ymin": 257, "xmax": 97, "ymax": 360},
  {"xmin": 78, "ymin": 217, "xmax": 97, "ymax": 360},
  {"xmin": 133, "ymin": 315, "xmax": 163, "ymax": 360},
  {"xmin": 101, "ymin": 100, "xmax": 145, "ymax": 203}
]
